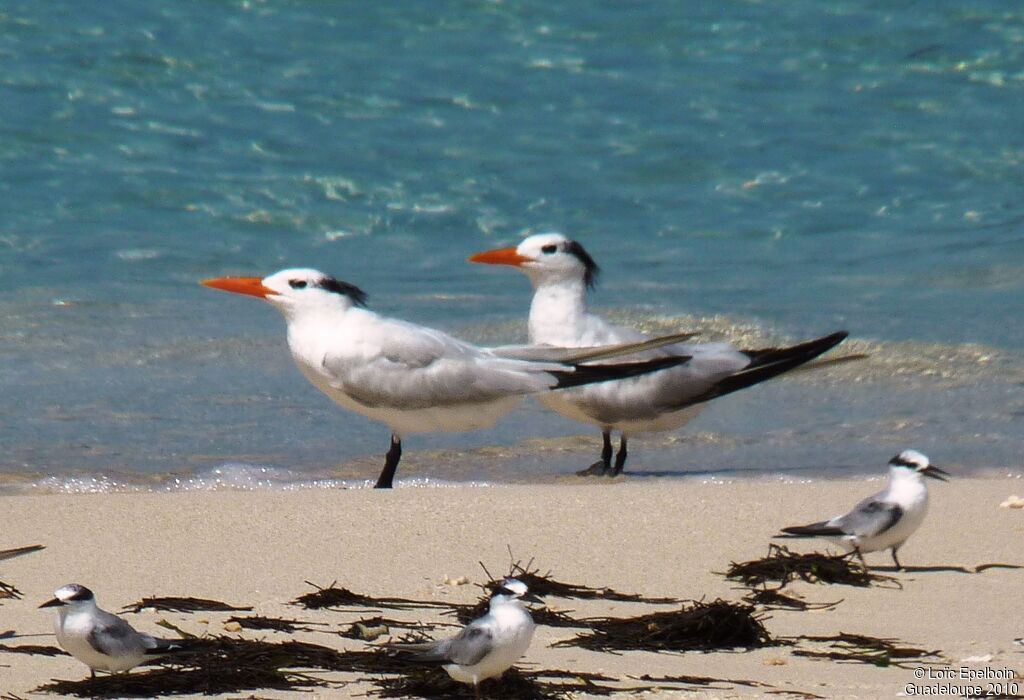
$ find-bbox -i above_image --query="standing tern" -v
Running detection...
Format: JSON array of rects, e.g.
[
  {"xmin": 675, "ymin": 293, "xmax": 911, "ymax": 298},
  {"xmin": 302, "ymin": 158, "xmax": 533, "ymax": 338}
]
[
  {"xmin": 40, "ymin": 584, "xmax": 190, "ymax": 678},
  {"xmin": 470, "ymin": 232, "xmax": 849, "ymax": 476},
  {"xmin": 777, "ymin": 450, "xmax": 949, "ymax": 569},
  {"xmin": 203, "ymin": 268, "xmax": 689, "ymax": 488},
  {"xmin": 389, "ymin": 578, "xmax": 537, "ymax": 698}
]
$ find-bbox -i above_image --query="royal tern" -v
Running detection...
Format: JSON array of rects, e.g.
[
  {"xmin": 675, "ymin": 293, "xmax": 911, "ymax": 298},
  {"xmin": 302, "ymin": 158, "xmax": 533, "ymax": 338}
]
[
  {"xmin": 389, "ymin": 578, "xmax": 537, "ymax": 698},
  {"xmin": 777, "ymin": 450, "xmax": 948, "ymax": 569},
  {"xmin": 470, "ymin": 232, "xmax": 849, "ymax": 476},
  {"xmin": 203, "ymin": 268, "xmax": 689, "ymax": 488},
  {"xmin": 40, "ymin": 584, "xmax": 190, "ymax": 678}
]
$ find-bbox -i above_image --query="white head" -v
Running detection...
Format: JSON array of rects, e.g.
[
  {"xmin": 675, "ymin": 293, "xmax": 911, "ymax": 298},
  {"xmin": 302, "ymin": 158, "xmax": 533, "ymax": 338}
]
[
  {"xmin": 488, "ymin": 578, "xmax": 538, "ymax": 607},
  {"xmin": 39, "ymin": 583, "xmax": 97, "ymax": 611},
  {"xmin": 887, "ymin": 449, "xmax": 949, "ymax": 482},
  {"xmin": 470, "ymin": 233, "xmax": 601, "ymax": 290},
  {"xmin": 202, "ymin": 268, "xmax": 368, "ymax": 321}
]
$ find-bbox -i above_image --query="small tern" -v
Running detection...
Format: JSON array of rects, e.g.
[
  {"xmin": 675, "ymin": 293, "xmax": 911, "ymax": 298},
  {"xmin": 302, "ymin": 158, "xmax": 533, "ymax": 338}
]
[
  {"xmin": 203, "ymin": 268, "xmax": 689, "ymax": 488},
  {"xmin": 40, "ymin": 584, "xmax": 190, "ymax": 678},
  {"xmin": 470, "ymin": 232, "xmax": 849, "ymax": 476},
  {"xmin": 389, "ymin": 578, "xmax": 537, "ymax": 698},
  {"xmin": 777, "ymin": 450, "xmax": 949, "ymax": 569},
  {"xmin": 0, "ymin": 544, "xmax": 45, "ymax": 562}
]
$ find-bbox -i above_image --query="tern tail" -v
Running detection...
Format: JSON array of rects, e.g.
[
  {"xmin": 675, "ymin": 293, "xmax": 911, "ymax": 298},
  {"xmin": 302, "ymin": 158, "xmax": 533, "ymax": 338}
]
[
  {"xmin": 549, "ymin": 355, "xmax": 690, "ymax": 390},
  {"xmin": 677, "ymin": 331, "xmax": 849, "ymax": 408},
  {"xmin": 777, "ymin": 522, "xmax": 847, "ymax": 538}
]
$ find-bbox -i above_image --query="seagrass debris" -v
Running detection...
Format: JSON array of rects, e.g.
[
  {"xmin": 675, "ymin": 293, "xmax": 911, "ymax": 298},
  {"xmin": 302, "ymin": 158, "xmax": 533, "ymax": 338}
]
[
  {"xmin": 369, "ymin": 665, "xmax": 624, "ymax": 699},
  {"xmin": 484, "ymin": 558, "xmax": 680, "ymax": 604},
  {"xmin": 726, "ymin": 544, "xmax": 899, "ymax": 588},
  {"xmin": 224, "ymin": 615, "xmax": 330, "ymax": 633},
  {"xmin": 742, "ymin": 587, "xmax": 843, "ymax": 611},
  {"xmin": 291, "ymin": 580, "xmax": 451, "ymax": 611},
  {"xmin": 789, "ymin": 632, "xmax": 941, "ymax": 668},
  {"xmin": 552, "ymin": 599, "xmax": 775, "ymax": 652},
  {"xmin": 120, "ymin": 596, "xmax": 253, "ymax": 613}
]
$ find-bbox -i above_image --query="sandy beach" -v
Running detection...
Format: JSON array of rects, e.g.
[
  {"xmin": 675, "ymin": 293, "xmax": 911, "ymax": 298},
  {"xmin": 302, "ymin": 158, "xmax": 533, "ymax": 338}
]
[{"xmin": 1, "ymin": 475, "xmax": 1022, "ymax": 698}]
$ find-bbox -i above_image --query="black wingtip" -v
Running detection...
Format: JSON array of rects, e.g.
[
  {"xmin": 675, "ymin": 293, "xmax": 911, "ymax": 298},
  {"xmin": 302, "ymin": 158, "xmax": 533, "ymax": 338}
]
[
  {"xmin": 676, "ymin": 330, "xmax": 849, "ymax": 409},
  {"xmin": 777, "ymin": 523, "xmax": 846, "ymax": 538},
  {"xmin": 550, "ymin": 355, "xmax": 690, "ymax": 390}
]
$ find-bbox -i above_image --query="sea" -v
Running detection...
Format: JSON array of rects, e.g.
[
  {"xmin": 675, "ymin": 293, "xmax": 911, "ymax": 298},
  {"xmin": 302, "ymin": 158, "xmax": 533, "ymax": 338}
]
[{"xmin": 1, "ymin": 1, "xmax": 1022, "ymax": 492}]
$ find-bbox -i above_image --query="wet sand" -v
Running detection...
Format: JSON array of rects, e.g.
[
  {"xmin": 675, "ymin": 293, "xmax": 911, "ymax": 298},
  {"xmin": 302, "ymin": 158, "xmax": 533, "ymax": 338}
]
[{"xmin": 1, "ymin": 476, "xmax": 1022, "ymax": 698}]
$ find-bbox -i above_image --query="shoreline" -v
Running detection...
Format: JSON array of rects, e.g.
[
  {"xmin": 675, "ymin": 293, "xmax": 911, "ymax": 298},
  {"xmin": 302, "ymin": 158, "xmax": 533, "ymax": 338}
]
[{"xmin": 1, "ymin": 476, "xmax": 1022, "ymax": 697}]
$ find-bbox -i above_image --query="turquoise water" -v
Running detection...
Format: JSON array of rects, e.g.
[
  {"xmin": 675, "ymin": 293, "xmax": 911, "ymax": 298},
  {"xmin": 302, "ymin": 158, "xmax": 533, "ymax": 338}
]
[{"xmin": 2, "ymin": 1, "xmax": 1022, "ymax": 491}]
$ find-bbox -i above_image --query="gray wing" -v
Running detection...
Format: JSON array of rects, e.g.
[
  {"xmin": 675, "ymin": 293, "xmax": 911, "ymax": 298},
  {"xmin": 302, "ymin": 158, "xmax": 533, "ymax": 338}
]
[
  {"xmin": 402, "ymin": 623, "xmax": 494, "ymax": 667},
  {"xmin": 439, "ymin": 623, "xmax": 494, "ymax": 666},
  {"xmin": 87, "ymin": 612, "xmax": 146, "ymax": 658},
  {"xmin": 834, "ymin": 498, "xmax": 904, "ymax": 538}
]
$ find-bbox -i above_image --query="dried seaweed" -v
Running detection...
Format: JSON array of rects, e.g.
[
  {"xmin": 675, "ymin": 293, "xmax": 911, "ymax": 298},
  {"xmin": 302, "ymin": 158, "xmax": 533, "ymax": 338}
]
[
  {"xmin": 121, "ymin": 596, "xmax": 253, "ymax": 614},
  {"xmin": 726, "ymin": 544, "xmax": 899, "ymax": 588},
  {"xmin": 224, "ymin": 615, "xmax": 327, "ymax": 633},
  {"xmin": 338, "ymin": 616, "xmax": 440, "ymax": 641},
  {"xmin": 0, "ymin": 644, "xmax": 67, "ymax": 657},
  {"xmin": 790, "ymin": 632, "xmax": 941, "ymax": 668},
  {"xmin": 484, "ymin": 558, "xmax": 679, "ymax": 604},
  {"xmin": 743, "ymin": 587, "xmax": 842, "ymax": 611},
  {"xmin": 369, "ymin": 665, "xmax": 623, "ymax": 699},
  {"xmin": 553, "ymin": 599, "xmax": 775, "ymax": 652},
  {"xmin": 36, "ymin": 636, "xmax": 354, "ymax": 697},
  {"xmin": 291, "ymin": 580, "xmax": 450, "ymax": 611}
]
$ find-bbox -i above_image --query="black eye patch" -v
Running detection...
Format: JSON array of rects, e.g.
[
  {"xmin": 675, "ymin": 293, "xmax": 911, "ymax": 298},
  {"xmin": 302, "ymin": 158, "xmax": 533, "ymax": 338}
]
[
  {"xmin": 494, "ymin": 586, "xmax": 517, "ymax": 597},
  {"xmin": 289, "ymin": 279, "xmax": 308, "ymax": 289},
  {"xmin": 541, "ymin": 244, "xmax": 558, "ymax": 254}
]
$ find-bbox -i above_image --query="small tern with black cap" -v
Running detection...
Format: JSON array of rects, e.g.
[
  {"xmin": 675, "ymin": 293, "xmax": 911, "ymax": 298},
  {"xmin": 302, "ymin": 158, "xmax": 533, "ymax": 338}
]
[
  {"xmin": 388, "ymin": 578, "xmax": 538, "ymax": 698},
  {"xmin": 40, "ymin": 584, "xmax": 190, "ymax": 678},
  {"xmin": 470, "ymin": 232, "xmax": 851, "ymax": 476},
  {"xmin": 777, "ymin": 449, "xmax": 949, "ymax": 569},
  {"xmin": 203, "ymin": 268, "xmax": 691, "ymax": 488}
]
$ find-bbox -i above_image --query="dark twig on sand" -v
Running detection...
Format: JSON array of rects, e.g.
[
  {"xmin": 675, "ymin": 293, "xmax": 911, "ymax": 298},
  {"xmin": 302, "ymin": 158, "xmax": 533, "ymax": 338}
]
[
  {"xmin": 553, "ymin": 599, "xmax": 775, "ymax": 652},
  {"xmin": 631, "ymin": 672, "xmax": 768, "ymax": 689},
  {"xmin": 120, "ymin": 596, "xmax": 253, "ymax": 614},
  {"xmin": 725, "ymin": 544, "xmax": 900, "ymax": 589},
  {"xmin": 291, "ymin": 580, "xmax": 450, "ymax": 611},
  {"xmin": 224, "ymin": 615, "xmax": 328, "ymax": 633},
  {"xmin": 790, "ymin": 632, "xmax": 941, "ymax": 668},
  {"xmin": 481, "ymin": 558, "xmax": 680, "ymax": 604},
  {"xmin": 0, "ymin": 644, "xmax": 67, "ymax": 657},
  {"xmin": 742, "ymin": 587, "xmax": 843, "ymax": 611},
  {"xmin": 0, "ymin": 581, "xmax": 24, "ymax": 601}
]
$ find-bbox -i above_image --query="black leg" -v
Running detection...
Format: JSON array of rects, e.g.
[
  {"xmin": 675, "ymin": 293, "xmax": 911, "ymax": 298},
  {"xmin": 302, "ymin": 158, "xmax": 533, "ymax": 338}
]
[
  {"xmin": 891, "ymin": 547, "xmax": 903, "ymax": 570},
  {"xmin": 576, "ymin": 431, "xmax": 612, "ymax": 476},
  {"xmin": 374, "ymin": 435, "xmax": 401, "ymax": 489},
  {"xmin": 609, "ymin": 435, "xmax": 628, "ymax": 476},
  {"xmin": 474, "ymin": 679, "xmax": 482, "ymax": 700}
]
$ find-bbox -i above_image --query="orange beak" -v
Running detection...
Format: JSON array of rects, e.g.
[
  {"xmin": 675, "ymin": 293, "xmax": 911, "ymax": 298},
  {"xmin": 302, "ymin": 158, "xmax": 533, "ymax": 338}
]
[
  {"xmin": 201, "ymin": 276, "xmax": 276, "ymax": 299},
  {"xmin": 467, "ymin": 247, "xmax": 534, "ymax": 267}
]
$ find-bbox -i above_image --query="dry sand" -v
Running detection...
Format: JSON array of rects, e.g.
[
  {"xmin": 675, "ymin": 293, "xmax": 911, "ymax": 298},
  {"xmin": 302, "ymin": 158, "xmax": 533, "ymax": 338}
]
[{"xmin": 1, "ymin": 475, "xmax": 1022, "ymax": 698}]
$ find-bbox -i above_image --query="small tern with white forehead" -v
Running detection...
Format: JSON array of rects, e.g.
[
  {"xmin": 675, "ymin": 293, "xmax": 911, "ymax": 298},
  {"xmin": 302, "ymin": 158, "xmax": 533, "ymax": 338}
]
[
  {"xmin": 389, "ymin": 578, "xmax": 537, "ymax": 699},
  {"xmin": 40, "ymin": 584, "xmax": 190, "ymax": 678},
  {"xmin": 203, "ymin": 268, "xmax": 690, "ymax": 488},
  {"xmin": 777, "ymin": 450, "xmax": 949, "ymax": 569},
  {"xmin": 471, "ymin": 233, "xmax": 850, "ymax": 476}
]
